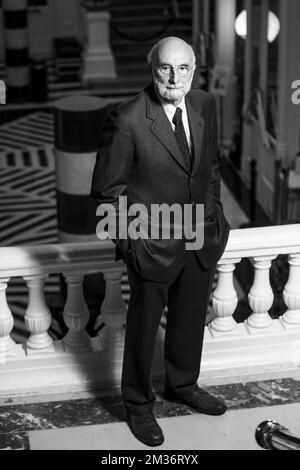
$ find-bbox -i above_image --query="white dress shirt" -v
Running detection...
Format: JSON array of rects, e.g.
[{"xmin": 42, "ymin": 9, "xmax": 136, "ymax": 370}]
[{"xmin": 158, "ymin": 96, "xmax": 192, "ymax": 153}]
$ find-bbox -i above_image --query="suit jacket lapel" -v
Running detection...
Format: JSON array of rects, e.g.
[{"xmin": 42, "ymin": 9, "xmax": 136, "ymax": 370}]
[
  {"xmin": 185, "ymin": 93, "xmax": 205, "ymax": 175},
  {"xmin": 145, "ymin": 85, "xmax": 190, "ymax": 174}
]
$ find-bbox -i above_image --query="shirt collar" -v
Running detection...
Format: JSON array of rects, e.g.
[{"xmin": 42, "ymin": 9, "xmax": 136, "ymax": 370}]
[{"xmin": 155, "ymin": 90, "xmax": 187, "ymax": 116}]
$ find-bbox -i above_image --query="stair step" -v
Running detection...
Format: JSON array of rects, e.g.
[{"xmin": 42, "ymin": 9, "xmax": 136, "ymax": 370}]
[
  {"xmin": 114, "ymin": 58, "xmax": 148, "ymax": 69},
  {"xmin": 109, "ymin": 0, "xmax": 193, "ymax": 80},
  {"xmin": 116, "ymin": 68, "xmax": 148, "ymax": 77},
  {"xmin": 51, "ymin": 76, "xmax": 148, "ymax": 93},
  {"xmin": 109, "ymin": 0, "xmax": 193, "ymax": 15},
  {"xmin": 111, "ymin": 34, "xmax": 191, "ymax": 49},
  {"xmin": 110, "ymin": 23, "xmax": 190, "ymax": 36},
  {"xmin": 111, "ymin": 13, "xmax": 191, "ymax": 25}
]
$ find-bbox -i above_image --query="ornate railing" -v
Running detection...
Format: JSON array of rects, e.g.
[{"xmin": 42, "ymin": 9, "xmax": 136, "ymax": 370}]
[{"xmin": 1, "ymin": 224, "xmax": 300, "ymax": 397}]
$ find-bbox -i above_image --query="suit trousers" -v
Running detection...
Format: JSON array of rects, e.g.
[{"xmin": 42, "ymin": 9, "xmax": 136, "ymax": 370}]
[{"xmin": 121, "ymin": 249, "xmax": 216, "ymax": 415}]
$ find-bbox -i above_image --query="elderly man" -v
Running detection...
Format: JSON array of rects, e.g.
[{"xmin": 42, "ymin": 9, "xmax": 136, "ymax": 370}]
[{"xmin": 91, "ymin": 36, "xmax": 230, "ymax": 447}]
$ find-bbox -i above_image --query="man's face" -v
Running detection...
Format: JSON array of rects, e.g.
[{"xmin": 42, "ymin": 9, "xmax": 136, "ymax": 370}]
[{"xmin": 151, "ymin": 41, "xmax": 195, "ymax": 105}]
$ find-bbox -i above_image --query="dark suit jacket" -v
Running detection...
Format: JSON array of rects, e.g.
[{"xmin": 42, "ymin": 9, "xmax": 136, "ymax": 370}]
[{"xmin": 91, "ymin": 84, "xmax": 230, "ymax": 282}]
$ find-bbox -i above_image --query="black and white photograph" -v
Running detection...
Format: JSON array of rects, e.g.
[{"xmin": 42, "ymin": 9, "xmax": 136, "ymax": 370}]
[{"xmin": 0, "ymin": 0, "xmax": 300, "ymax": 454}]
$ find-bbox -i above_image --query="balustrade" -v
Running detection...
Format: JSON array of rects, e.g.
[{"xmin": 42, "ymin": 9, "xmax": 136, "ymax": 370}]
[{"xmin": 0, "ymin": 225, "xmax": 300, "ymax": 396}]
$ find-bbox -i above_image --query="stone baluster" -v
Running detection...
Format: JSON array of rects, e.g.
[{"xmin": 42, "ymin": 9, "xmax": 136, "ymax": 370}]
[
  {"xmin": 208, "ymin": 260, "xmax": 240, "ymax": 337},
  {"xmin": 62, "ymin": 273, "xmax": 91, "ymax": 351},
  {"xmin": 281, "ymin": 254, "xmax": 300, "ymax": 328},
  {"xmin": 0, "ymin": 277, "xmax": 16, "ymax": 356},
  {"xmin": 24, "ymin": 275, "xmax": 53, "ymax": 353},
  {"xmin": 98, "ymin": 267, "xmax": 127, "ymax": 349},
  {"xmin": 246, "ymin": 256, "xmax": 274, "ymax": 331}
]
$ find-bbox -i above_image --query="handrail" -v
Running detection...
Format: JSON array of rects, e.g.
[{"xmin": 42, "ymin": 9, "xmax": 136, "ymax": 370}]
[
  {"xmin": 222, "ymin": 223, "xmax": 300, "ymax": 259},
  {"xmin": 1, "ymin": 223, "xmax": 300, "ymax": 396},
  {"xmin": 0, "ymin": 224, "xmax": 299, "ymax": 277},
  {"xmin": 256, "ymin": 421, "xmax": 300, "ymax": 450},
  {"xmin": 0, "ymin": 239, "xmax": 123, "ymax": 278}
]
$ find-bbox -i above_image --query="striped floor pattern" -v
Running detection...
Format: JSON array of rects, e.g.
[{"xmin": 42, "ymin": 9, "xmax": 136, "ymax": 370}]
[{"xmin": 0, "ymin": 111, "xmax": 54, "ymax": 153}]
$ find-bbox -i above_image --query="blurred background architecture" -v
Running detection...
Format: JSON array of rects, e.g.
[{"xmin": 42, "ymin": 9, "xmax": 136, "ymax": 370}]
[{"xmin": 0, "ymin": 0, "xmax": 300, "ymax": 451}]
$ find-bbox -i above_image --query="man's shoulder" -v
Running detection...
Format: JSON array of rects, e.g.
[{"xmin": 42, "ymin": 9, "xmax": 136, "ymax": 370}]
[
  {"xmin": 114, "ymin": 89, "xmax": 146, "ymax": 118},
  {"xmin": 103, "ymin": 89, "xmax": 147, "ymax": 131}
]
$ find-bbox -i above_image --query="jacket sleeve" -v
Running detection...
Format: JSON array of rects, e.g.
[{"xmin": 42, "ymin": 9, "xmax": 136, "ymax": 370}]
[{"xmin": 90, "ymin": 107, "xmax": 135, "ymax": 255}]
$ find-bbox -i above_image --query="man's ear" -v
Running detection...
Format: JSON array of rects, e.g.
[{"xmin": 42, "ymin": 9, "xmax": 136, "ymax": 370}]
[{"xmin": 191, "ymin": 63, "xmax": 197, "ymax": 79}]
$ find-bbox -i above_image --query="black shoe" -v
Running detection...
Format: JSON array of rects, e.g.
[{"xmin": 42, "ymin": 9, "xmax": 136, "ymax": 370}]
[
  {"xmin": 164, "ymin": 387, "xmax": 227, "ymax": 416},
  {"xmin": 126, "ymin": 412, "xmax": 164, "ymax": 447}
]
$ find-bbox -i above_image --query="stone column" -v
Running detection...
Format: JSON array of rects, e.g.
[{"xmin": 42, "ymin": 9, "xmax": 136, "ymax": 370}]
[
  {"xmin": 53, "ymin": 95, "xmax": 109, "ymax": 311},
  {"xmin": 53, "ymin": 95, "xmax": 108, "ymax": 244},
  {"xmin": 3, "ymin": 0, "xmax": 30, "ymax": 102}
]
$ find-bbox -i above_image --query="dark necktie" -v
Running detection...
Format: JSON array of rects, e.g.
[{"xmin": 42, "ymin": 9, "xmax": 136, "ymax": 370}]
[{"xmin": 172, "ymin": 107, "xmax": 192, "ymax": 172}]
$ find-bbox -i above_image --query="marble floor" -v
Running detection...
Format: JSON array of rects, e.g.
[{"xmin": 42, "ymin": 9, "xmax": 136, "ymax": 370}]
[
  {"xmin": 1, "ymin": 376, "xmax": 300, "ymax": 450},
  {"xmin": 28, "ymin": 404, "xmax": 300, "ymax": 451}
]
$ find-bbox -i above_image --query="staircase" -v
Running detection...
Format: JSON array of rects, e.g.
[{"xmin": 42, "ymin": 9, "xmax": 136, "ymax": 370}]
[
  {"xmin": 52, "ymin": 0, "xmax": 193, "ymax": 101},
  {"xmin": 74, "ymin": 0, "xmax": 194, "ymax": 101},
  {"xmin": 109, "ymin": 0, "xmax": 193, "ymax": 84},
  {"xmin": 0, "ymin": 1, "xmax": 194, "ymax": 105}
]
